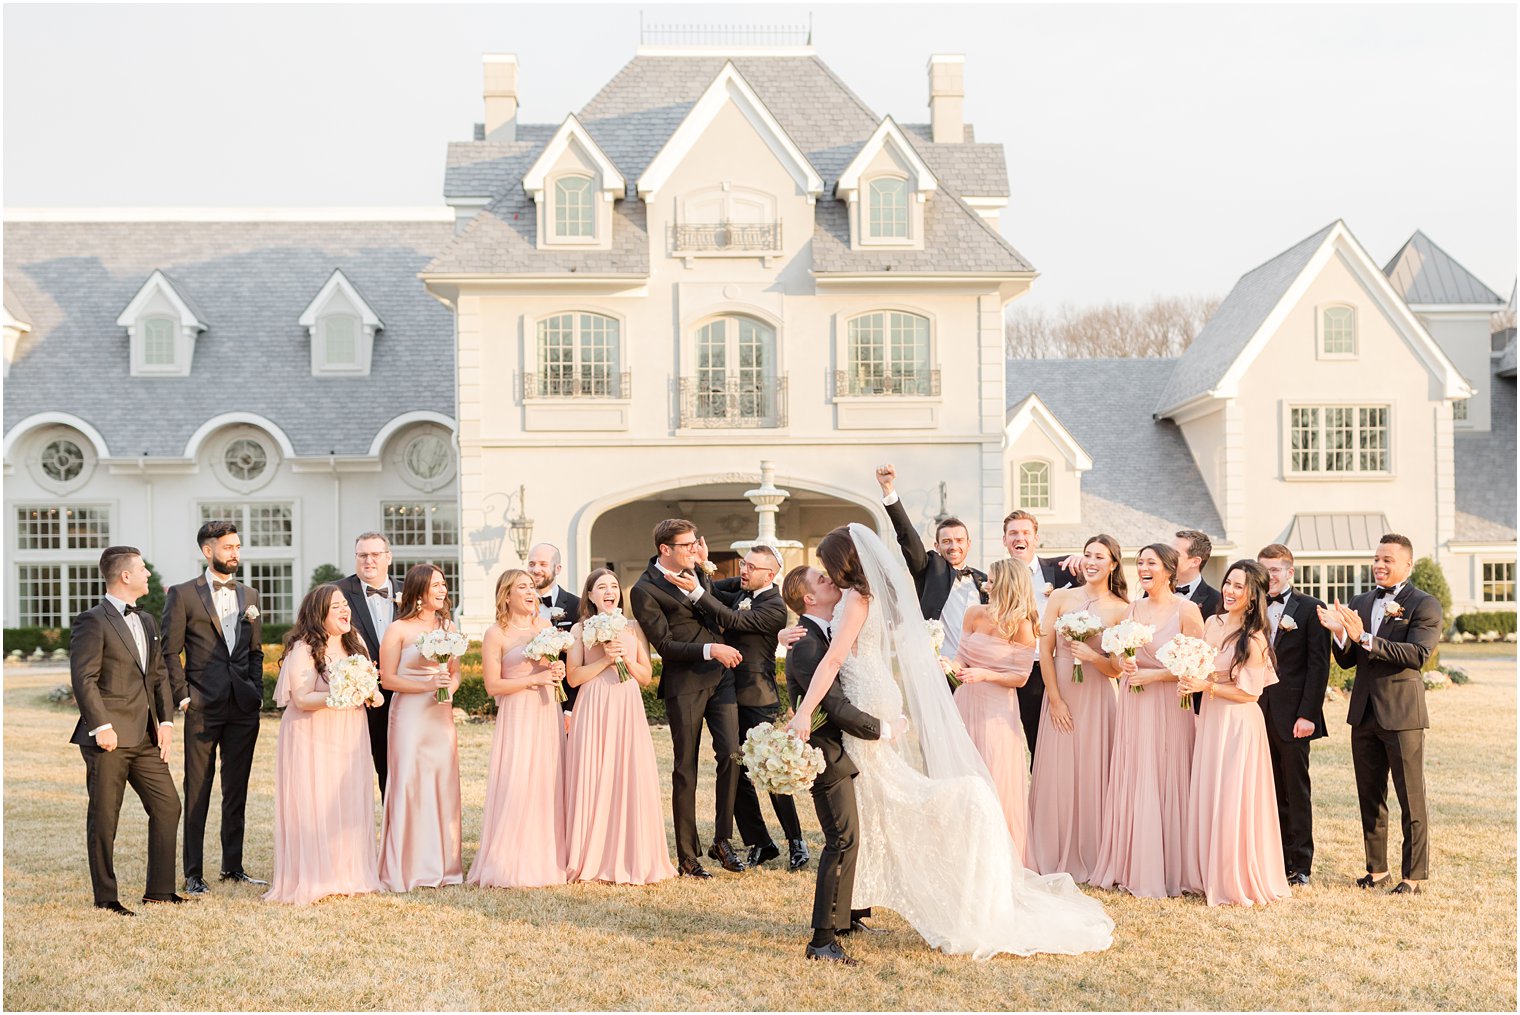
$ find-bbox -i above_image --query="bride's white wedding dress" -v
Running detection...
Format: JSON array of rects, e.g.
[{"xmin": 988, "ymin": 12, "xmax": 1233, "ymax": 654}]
[{"xmin": 833, "ymin": 524, "xmax": 1114, "ymax": 959}]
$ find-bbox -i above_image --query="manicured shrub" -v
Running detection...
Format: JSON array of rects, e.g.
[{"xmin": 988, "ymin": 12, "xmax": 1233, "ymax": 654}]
[{"xmin": 1454, "ymin": 611, "xmax": 1517, "ymax": 637}]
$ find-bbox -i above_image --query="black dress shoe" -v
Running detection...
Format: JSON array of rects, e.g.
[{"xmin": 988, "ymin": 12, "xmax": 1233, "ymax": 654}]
[
  {"xmin": 708, "ymin": 839, "xmax": 747, "ymax": 873},
  {"xmin": 141, "ymin": 894, "xmax": 191, "ymax": 905},
  {"xmin": 1355, "ymin": 872, "xmax": 1391, "ymax": 890},
  {"xmin": 747, "ymin": 841, "xmax": 781, "ymax": 868},
  {"xmin": 1287, "ymin": 871, "xmax": 1310, "ymax": 886},
  {"xmin": 220, "ymin": 869, "xmax": 269, "ymax": 887},
  {"xmin": 94, "ymin": 901, "xmax": 135, "ymax": 916},
  {"xmin": 677, "ymin": 858, "xmax": 713, "ymax": 879},
  {"xmin": 184, "ymin": 876, "xmax": 210, "ymax": 896},
  {"xmin": 788, "ymin": 838, "xmax": 811, "ymax": 872},
  {"xmin": 1390, "ymin": 881, "xmax": 1424, "ymax": 895},
  {"xmin": 838, "ymin": 917, "xmax": 885, "ymax": 937},
  {"xmin": 804, "ymin": 941, "xmax": 858, "ymax": 966}
]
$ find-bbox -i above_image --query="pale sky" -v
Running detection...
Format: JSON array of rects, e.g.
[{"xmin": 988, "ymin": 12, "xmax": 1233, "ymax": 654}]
[{"xmin": 4, "ymin": 2, "xmax": 1515, "ymax": 308}]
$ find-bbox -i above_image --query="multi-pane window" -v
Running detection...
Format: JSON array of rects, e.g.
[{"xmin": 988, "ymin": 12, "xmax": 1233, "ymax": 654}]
[
  {"xmin": 1482, "ymin": 561, "xmax": 1515, "ymax": 603},
  {"xmin": 222, "ymin": 439, "xmax": 269, "ymax": 482},
  {"xmin": 16, "ymin": 565, "xmax": 62, "ymax": 626},
  {"xmin": 845, "ymin": 311, "xmax": 933, "ymax": 395},
  {"xmin": 866, "ymin": 178, "xmax": 909, "ymax": 239},
  {"xmin": 1288, "ymin": 405, "xmax": 1390, "ymax": 474},
  {"xmin": 1018, "ymin": 462, "xmax": 1051, "ymax": 510},
  {"xmin": 246, "ymin": 562, "xmax": 295, "ymax": 625},
  {"xmin": 390, "ymin": 556, "xmax": 461, "ymax": 605},
  {"xmin": 554, "ymin": 176, "xmax": 595, "ymax": 238},
  {"xmin": 200, "ymin": 503, "xmax": 293, "ymax": 548},
  {"xmin": 13, "ymin": 507, "xmax": 111, "ymax": 627},
  {"xmin": 196, "ymin": 504, "xmax": 295, "ymax": 622},
  {"xmin": 1297, "ymin": 562, "xmax": 1374, "ymax": 605},
  {"xmin": 384, "ymin": 501, "xmax": 461, "ymax": 602},
  {"xmin": 535, "ymin": 313, "xmax": 621, "ymax": 397},
  {"xmin": 143, "ymin": 316, "xmax": 176, "ymax": 366},
  {"xmin": 15, "ymin": 506, "xmax": 111, "ymax": 551},
  {"xmin": 323, "ymin": 315, "xmax": 358, "ymax": 366},
  {"xmin": 1453, "ymin": 398, "xmax": 1470, "ymax": 424},
  {"xmin": 1321, "ymin": 305, "xmax": 1356, "ymax": 356},
  {"xmin": 40, "ymin": 439, "xmax": 86, "ymax": 484},
  {"xmin": 694, "ymin": 316, "xmax": 777, "ymax": 422}
]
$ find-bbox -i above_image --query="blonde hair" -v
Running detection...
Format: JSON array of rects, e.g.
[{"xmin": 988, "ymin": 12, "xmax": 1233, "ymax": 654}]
[
  {"xmin": 493, "ymin": 568, "xmax": 533, "ymax": 629},
  {"xmin": 985, "ymin": 559, "xmax": 1041, "ymax": 641}
]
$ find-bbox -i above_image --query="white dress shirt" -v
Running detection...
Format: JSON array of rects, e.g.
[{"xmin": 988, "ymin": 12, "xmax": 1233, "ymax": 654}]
[
  {"xmin": 364, "ymin": 578, "xmax": 394, "ymax": 645},
  {"xmin": 208, "ymin": 572, "xmax": 239, "ymax": 652},
  {"xmin": 802, "ymin": 613, "xmax": 832, "ymax": 640},
  {"xmin": 1267, "ymin": 586, "xmax": 1292, "ymax": 641},
  {"xmin": 940, "ymin": 576, "xmax": 978, "ymax": 658},
  {"xmin": 91, "ymin": 593, "xmax": 172, "ymax": 737},
  {"xmin": 537, "ymin": 583, "xmax": 566, "ymax": 621},
  {"xmin": 1023, "ymin": 557, "xmax": 1050, "ymax": 618}
]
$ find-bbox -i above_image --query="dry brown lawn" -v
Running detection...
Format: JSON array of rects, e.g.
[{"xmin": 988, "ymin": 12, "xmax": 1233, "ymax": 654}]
[{"xmin": 4, "ymin": 652, "xmax": 1515, "ymax": 1011}]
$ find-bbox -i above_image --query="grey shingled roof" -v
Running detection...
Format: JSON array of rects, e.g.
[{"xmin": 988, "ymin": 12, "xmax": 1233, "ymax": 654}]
[
  {"xmin": 900, "ymin": 131, "xmax": 1009, "ymax": 198},
  {"xmin": 426, "ymin": 54, "xmax": 1030, "ymax": 276},
  {"xmin": 1384, "ymin": 231, "xmax": 1504, "ymax": 305},
  {"xmin": 1498, "ymin": 337, "xmax": 1516, "ymax": 378},
  {"xmin": 1005, "ymin": 357, "xmax": 1225, "ymax": 550},
  {"xmin": 4, "ymin": 220, "xmax": 455, "ymax": 457},
  {"xmin": 1454, "ymin": 364, "xmax": 1517, "ymax": 541},
  {"xmin": 1155, "ymin": 222, "xmax": 1336, "ymax": 416}
]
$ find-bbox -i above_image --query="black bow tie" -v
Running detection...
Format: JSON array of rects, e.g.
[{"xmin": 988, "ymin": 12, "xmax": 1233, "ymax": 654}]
[
  {"xmin": 953, "ymin": 568, "xmax": 975, "ymax": 580},
  {"xmin": 1376, "ymin": 586, "xmax": 1399, "ymax": 599},
  {"xmin": 212, "ymin": 580, "xmax": 236, "ymax": 592},
  {"xmin": 1268, "ymin": 591, "xmax": 1289, "ymax": 605},
  {"xmin": 540, "ymin": 595, "xmax": 554, "ymax": 607},
  {"xmin": 123, "ymin": 604, "xmax": 145, "ymax": 617},
  {"xmin": 365, "ymin": 585, "xmax": 389, "ymax": 598},
  {"xmin": 1177, "ymin": 584, "xmax": 1193, "ymax": 597}
]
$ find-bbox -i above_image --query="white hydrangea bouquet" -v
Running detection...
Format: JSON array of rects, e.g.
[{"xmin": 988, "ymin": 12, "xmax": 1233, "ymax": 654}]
[
  {"xmin": 740, "ymin": 722, "xmax": 828, "ymax": 796},
  {"xmin": 1054, "ymin": 610, "xmax": 1105, "ymax": 682},
  {"xmin": 1102, "ymin": 619, "xmax": 1156, "ymax": 693},
  {"xmin": 416, "ymin": 627, "xmax": 469, "ymax": 703},
  {"xmin": 523, "ymin": 627, "xmax": 575, "ymax": 702},
  {"xmin": 325, "ymin": 654, "xmax": 382, "ymax": 710},
  {"xmin": 925, "ymin": 618, "xmax": 962, "ymax": 687},
  {"xmin": 1156, "ymin": 633, "xmax": 1217, "ymax": 710},
  {"xmin": 582, "ymin": 609, "xmax": 632, "ymax": 682}
]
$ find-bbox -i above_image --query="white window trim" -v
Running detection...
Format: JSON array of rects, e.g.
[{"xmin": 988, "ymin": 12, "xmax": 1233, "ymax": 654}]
[
  {"xmin": 682, "ymin": 312, "xmax": 784, "ymax": 429},
  {"xmin": 547, "ymin": 172, "xmax": 603, "ymax": 246},
  {"xmin": 1481, "ymin": 559, "xmax": 1516, "ymax": 605},
  {"xmin": 25, "ymin": 426, "xmax": 98, "ymax": 494},
  {"xmin": 861, "ymin": 174, "xmax": 913, "ymax": 246},
  {"xmin": 196, "ymin": 500, "xmax": 299, "ymax": 554},
  {"xmin": 1016, "ymin": 459, "xmax": 1053, "ymax": 512},
  {"xmin": 116, "ymin": 270, "xmax": 206, "ymax": 378},
  {"xmin": 1316, "ymin": 302, "xmax": 1358, "ymax": 361},
  {"xmin": 11, "ymin": 502, "xmax": 115, "ymax": 559},
  {"xmin": 298, "ymin": 269, "xmax": 383, "ymax": 377},
  {"xmin": 525, "ymin": 309, "xmax": 629, "ymax": 401},
  {"xmin": 1280, "ymin": 401, "xmax": 1395, "ymax": 480},
  {"xmin": 209, "ymin": 427, "xmax": 281, "ymax": 494},
  {"xmin": 834, "ymin": 308, "xmax": 940, "ymax": 401}
]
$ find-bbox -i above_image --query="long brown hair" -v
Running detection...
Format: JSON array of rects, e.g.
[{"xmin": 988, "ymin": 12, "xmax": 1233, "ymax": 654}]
[
  {"xmin": 578, "ymin": 567, "xmax": 619, "ymax": 620},
  {"xmin": 397, "ymin": 563, "xmax": 452, "ymax": 623},
  {"xmin": 816, "ymin": 526, "xmax": 870, "ymax": 597},
  {"xmin": 1223, "ymin": 559, "xmax": 1274, "ymax": 679},
  {"xmin": 283, "ymin": 583, "xmax": 367, "ymax": 678},
  {"xmin": 493, "ymin": 568, "xmax": 532, "ymax": 629},
  {"xmin": 1084, "ymin": 534, "xmax": 1129, "ymax": 601}
]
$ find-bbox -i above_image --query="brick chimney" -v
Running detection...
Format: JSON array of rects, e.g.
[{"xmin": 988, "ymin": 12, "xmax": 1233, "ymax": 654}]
[
  {"xmin": 483, "ymin": 54, "xmax": 518, "ymax": 142},
  {"xmin": 928, "ymin": 54, "xmax": 964, "ymax": 143}
]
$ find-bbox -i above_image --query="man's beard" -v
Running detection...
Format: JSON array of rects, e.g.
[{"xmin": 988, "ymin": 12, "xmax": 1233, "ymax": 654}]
[
  {"xmin": 534, "ymin": 575, "xmax": 554, "ymax": 592},
  {"xmin": 212, "ymin": 554, "xmax": 240, "ymax": 576}
]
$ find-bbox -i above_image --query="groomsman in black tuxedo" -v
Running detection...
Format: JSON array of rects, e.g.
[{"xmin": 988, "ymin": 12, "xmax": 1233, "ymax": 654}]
[
  {"xmin": 629, "ymin": 519, "xmax": 745, "ymax": 878},
  {"xmin": 526, "ymin": 543, "xmax": 581, "ymax": 712},
  {"xmin": 781, "ymin": 565, "xmax": 888, "ymax": 965},
  {"xmin": 1318, "ymin": 533, "xmax": 1441, "ymax": 896},
  {"xmin": 71, "ymin": 546, "xmax": 185, "ymax": 914},
  {"xmin": 692, "ymin": 543, "xmax": 809, "ymax": 871},
  {"xmin": 1172, "ymin": 529, "xmax": 1223, "ymax": 619},
  {"xmin": 337, "ymin": 531, "xmax": 398, "ymax": 791},
  {"xmin": 162, "ymin": 520, "xmax": 266, "ymax": 895},
  {"xmin": 1256, "ymin": 543, "xmax": 1331, "ymax": 885},
  {"xmin": 1000, "ymin": 509, "xmax": 1081, "ymax": 758}
]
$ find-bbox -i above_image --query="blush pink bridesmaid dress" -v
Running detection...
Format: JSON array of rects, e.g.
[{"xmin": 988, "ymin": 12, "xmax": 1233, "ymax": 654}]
[
  {"xmin": 467, "ymin": 638, "xmax": 568, "ymax": 888},
  {"xmin": 563, "ymin": 640, "xmax": 676, "ymax": 885},
  {"xmin": 953, "ymin": 632, "xmax": 1034, "ymax": 863},
  {"xmin": 1027, "ymin": 595, "xmax": 1118, "ymax": 883},
  {"xmin": 1090, "ymin": 602, "xmax": 1195, "ymax": 898},
  {"xmin": 1183, "ymin": 630, "xmax": 1291, "ymax": 906},
  {"xmin": 378, "ymin": 642, "xmax": 464, "ymax": 892},
  {"xmin": 263, "ymin": 645, "xmax": 382, "ymax": 904}
]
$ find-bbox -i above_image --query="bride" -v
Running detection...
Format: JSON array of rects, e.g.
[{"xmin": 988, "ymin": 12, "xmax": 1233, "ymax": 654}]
[{"xmin": 786, "ymin": 523, "xmax": 1114, "ymax": 958}]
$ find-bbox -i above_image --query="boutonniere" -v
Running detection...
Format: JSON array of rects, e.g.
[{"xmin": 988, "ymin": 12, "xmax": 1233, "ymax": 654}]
[
  {"xmin": 1278, "ymin": 614, "xmax": 1298, "ymax": 632},
  {"xmin": 738, "ymin": 597, "xmax": 753, "ymax": 612},
  {"xmin": 1383, "ymin": 602, "xmax": 1404, "ymax": 620},
  {"xmin": 1043, "ymin": 583, "xmax": 1055, "ymax": 597},
  {"xmin": 549, "ymin": 607, "xmax": 566, "ymax": 621},
  {"xmin": 243, "ymin": 605, "xmax": 260, "ymax": 622},
  {"xmin": 393, "ymin": 592, "xmax": 403, "ymax": 606},
  {"xmin": 699, "ymin": 560, "xmax": 717, "ymax": 576}
]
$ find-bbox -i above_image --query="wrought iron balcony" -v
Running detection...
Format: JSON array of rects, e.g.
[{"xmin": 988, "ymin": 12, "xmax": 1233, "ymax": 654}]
[
  {"xmin": 521, "ymin": 370, "xmax": 631, "ymax": 399},
  {"xmin": 671, "ymin": 221, "xmax": 782, "ymax": 254},
  {"xmin": 832, "ymin": 368, "xmax": 942, "ymax": 397},
  {"xmin": 678, "ymin": 374, "xmax": 788, "ymax": 428}
]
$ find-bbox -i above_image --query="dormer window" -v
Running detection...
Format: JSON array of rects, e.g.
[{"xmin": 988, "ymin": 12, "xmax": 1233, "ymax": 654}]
[
  {"xmin": 1319, "ymin": 304, "xmax": 1357, "ymax": 358},
  {"xmin": 836, "ymin": 118, "xmax": 937, "ymax": 251},
  {"xmin": 1018, "ymin": 461, "xmax": 1051, "ymax": 510},
  {"xmin": 115, "ymin": 270, "xmax": 207, "ymax": 377},
  {"xmin": 554, "ymin": 175, "xmax": 596, "ymax": 239},
  {"xmin": 299, "ymin": 269, "xmax": 383, "ymax": 377},
  {"xmin": 522, "ymin": 114, "xmax": 625, "ymax": 252},
  {"xmin": 867, "ymin": 178, "xmax": 909, "ymax": 239},
  {"xmin": 142, "ymin": 316, "xmax": 177, "ymax": 366}
]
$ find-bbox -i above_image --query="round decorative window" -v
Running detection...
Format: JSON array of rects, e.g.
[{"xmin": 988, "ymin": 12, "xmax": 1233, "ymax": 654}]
[
  {"xmin": 27, "ymin": 427, "xmax": 96, "ymax": 492},
  {"xmin": 224, "ymin": 438, "xmax": 268, "ymax": 481},
  {"xmin": 41, "ymin": 439, "xmax": 85, "ymax": 483},
  {"xmin": 404, "ymin": 433, "xmax": 450, "ymax": 482}
]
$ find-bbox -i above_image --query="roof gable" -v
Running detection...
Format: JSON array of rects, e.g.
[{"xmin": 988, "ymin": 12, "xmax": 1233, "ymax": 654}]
[
  {"xmin": 115, "ymin": 269, "xmax": 208, "ymax": 331},
  {"xmin": 836, "ymin": 117, "xmax": 937, "ymax": 199},
  {"xmin": 1004, "ymin": 393, "xmax": 1092, "ymax": 471},
  {"xmin": 1384, "ymin": 231, "xmax": 1504, "ymax": 306},
  {"xmin": 521, "ymin": 114, "xmax": 626, "ymax": 200},
  {"xmin": 297, "ymin": 269, "xmax": 384, "ymax": 331}
]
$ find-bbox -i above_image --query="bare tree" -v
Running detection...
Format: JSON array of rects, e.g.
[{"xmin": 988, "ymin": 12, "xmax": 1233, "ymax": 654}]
[{"xmin": 1005, "ymin": 295, "xmax": 1221, "ymax": 359}]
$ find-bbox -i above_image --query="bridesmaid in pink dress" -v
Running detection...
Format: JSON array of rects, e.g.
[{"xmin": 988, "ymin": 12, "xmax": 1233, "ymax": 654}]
[
  {"xmin": 1090, "ymin": 542, "xmax": 1204, "ymax": 898},
  {"xmin": 1028, "ymin": 534, "xmax": 1129, "ymax": 883},
  {"xmin": 467, "ymin": 569, "xmax": 569, "ymax": 888},
  {"xmin": 1180, "ymin": 560, "xmax": 1291, "ymax": 907},
  {"xmin": 377, "ymin": 564, "xmax": 464, "ymax": 892},
  {"xmin": 264, "ymin": 584, "xmax": 384, "ymax": 904},
  {"xmin": 563, "ymin": 568, "xmax": 677, "ymax": 885},
  {"xmin": 950, "ymin": 559, "xmax": 1039, "ymax": 862}
]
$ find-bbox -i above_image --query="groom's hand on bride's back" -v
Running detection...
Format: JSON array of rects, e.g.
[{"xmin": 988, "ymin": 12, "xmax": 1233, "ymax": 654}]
[
  {"xmin": 777, "ymin": 625, "xmax": 807, "ymax": 648},
  {"xmin": 711, "ymin": 644, "xmax": 743, "ymax": 668}
]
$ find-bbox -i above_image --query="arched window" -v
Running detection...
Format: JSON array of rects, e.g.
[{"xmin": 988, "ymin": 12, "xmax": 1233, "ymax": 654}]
[
  {"xmin": 554, "ymin": 175, "xmax": 596, "ymax": 238},
  {"xmin": 844, "ymin": 311, "xmax": 933, "ymax": 395},
  {"xmin": 1321, "ymin": 304, "xmax": 1356, "ymax": 356},
  {"xmin": 142, "ymin": 316, "xmax": 176, "ymax": 366},
  {"xmin": 689, "ymin": 316, "xmax": 779, "ymax": 425},
  {"xmin": 1018, "ymin": 461, "xmax": 1050, "ymax": 510},
  {"xmin": 535, "ymin": 312, "xmax": 622, "ymax": 397},
  {"xmin": 867, "ymin": 177, "xmax": 909, "ymax": 239}
]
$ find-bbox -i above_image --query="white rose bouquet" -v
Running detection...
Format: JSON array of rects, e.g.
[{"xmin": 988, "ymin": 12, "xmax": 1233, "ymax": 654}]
[
  {"xmin": 416, "ymin": 627, "xmax": 469, "ymax": 703},
  {"xmin": 523, "ymin": 627, "xmax": 575, "ymax": 702},
  {"xmin": 740, "ymin": 722, "xmax": 828, "ymax": 795},
  {"xmin": 1054, "ymin": 610, "xmax": 1105, "ymax": 682},
  {"xmin": 325, "ymin": 654, "xmax": 382, "ymax": 710},
  {"xmin": 582, "ymin": 609, "xmax": 632, "ymax": 682},
  {"xmin": 1102, "ymin": 620, "xmax": 1156, "ymax": 693},
  {"xmin": 1156, "ymin": 633, "xmax": 1217, "ymax": 710}
]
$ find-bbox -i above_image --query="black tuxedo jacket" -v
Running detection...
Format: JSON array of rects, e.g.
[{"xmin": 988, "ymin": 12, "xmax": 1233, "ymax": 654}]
[
  {"xmin": 1181, "ymin": 578, "xmax": 1223, "ymax": 620},
  {"xmin": 884, "ymin": 497, "xmax": 989, "ymax": 620},
  {"xmin": 628, "ymin": 558, "xmax": 726, "ymax": 700},
  {"xmin": 162, "ymin": 573, "xmax": 264, "ymax": 713},
  {"xmin": 541, "ymin": 586, "xmax": 581, "ymax": 631},
  {"xmin": 1036, "ymin": 556, "xmax": 1082, "ymax": 597},
  {"xmin": 1258, "ymin": 590, "xmax": 1331, "ymax": 741},
  {"xmin": 1334, "ymin": 584, "xmax": 1441, "ymax": 731},
  {"xmin": 785, "ymin": 619, "xmax": 881, "ymax": 786},
  {"xmin": 69, "ymin": 601, "xmax": 174, "ymax": 748},
  {"xmin": 338, "ymin": 573, "xmax": 397, "ymax": 662},
  {"xmin": 694, "ymin": 577, "xmax": 787, "ymax": 708}
]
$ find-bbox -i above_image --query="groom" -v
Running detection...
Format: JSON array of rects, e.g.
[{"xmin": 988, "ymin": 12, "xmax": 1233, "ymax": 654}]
[
  {"xmin": 629, "ymin": 519, "xmax": 746, "ymax": 878},
  {"xmin": 782, "ymin": 565, "xmax": 888, "ymax": 965}
]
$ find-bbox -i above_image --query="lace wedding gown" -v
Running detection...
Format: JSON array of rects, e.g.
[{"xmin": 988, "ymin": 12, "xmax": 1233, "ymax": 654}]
[{"xmin": 833, "ymin": 526, "xmax": 1114, "ymax": 959}]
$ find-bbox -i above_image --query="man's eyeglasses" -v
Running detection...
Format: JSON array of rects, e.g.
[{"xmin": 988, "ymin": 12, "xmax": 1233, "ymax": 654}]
[
  {"xmin": 739, "ymin": 561, "xmax": 775, "ymax": 574},
  {"xmin": 356, "ymin": 552, "xmax": 389, "ymax": 561},
  {"xmin": 669, "ymin": 540, "xmax": 699, "ymax": 550}
]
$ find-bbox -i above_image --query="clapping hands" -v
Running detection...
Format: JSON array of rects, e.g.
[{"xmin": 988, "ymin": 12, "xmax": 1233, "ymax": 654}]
[{"xmin": 1315, "ymin": 601, "xmax": 1364, "ymax": 642}]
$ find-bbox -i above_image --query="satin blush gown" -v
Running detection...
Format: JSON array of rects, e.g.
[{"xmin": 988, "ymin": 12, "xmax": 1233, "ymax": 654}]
[{"xmin": 953, "ymin": 632, "xmax": 1034, "ymax": 863}]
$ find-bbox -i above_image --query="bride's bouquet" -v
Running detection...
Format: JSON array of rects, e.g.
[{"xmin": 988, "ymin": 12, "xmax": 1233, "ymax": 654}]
[
  {"xmin": 1101, "ymin": 620, "xmax": 1155, "ymax": 693},
  {"xmin": 1054, "ymin": 610, "xmax": 1104, "ymax": 682},
  {"xmin": 740, "ymin": 722, "xmax": 828, "ymax": 796},
  {"xmin": 925, "ymin": 618, "xmax": 962, "ymax": 688},
  {"xmin": 1156, "ymin": 633, "xmax": 1216, "ymax": 710},
  {"xmin": 581, "ymin": 609, "xmax": 632, "ymax": 682},
  {"xmin": 416, "ymin": 627, "xmax": 469, "ymax": 703},
  {"xmin": 523, "ymin": 627, "xmax": 575, "ymax": 702},
  {"xmin": 325, "ymin": 654, "xmax": 382, "ymax": 710}
]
